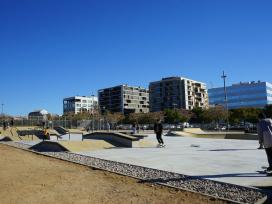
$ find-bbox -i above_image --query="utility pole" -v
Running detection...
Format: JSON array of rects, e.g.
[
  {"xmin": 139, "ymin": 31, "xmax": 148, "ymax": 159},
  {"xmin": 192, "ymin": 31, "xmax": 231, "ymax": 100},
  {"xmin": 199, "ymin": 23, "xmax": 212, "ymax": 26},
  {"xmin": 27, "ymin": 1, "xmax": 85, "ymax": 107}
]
[
  {"xmin": 91, "ymin": 94, "xmax": 95, "ymax": 131},
  {"xmin": 221, "ymin": 71, "xmax": 229, "ymax": 131},
  {"xmin": 1, "ymin": 103, "xmax": 3, "ymax": 116},
  {"xmin": 1, "ymin": 103, "xmax": 4, "ymax": 119},
  {"xmin": 1, "ymin": 103, "xmax": 4, "ymax": 128}
]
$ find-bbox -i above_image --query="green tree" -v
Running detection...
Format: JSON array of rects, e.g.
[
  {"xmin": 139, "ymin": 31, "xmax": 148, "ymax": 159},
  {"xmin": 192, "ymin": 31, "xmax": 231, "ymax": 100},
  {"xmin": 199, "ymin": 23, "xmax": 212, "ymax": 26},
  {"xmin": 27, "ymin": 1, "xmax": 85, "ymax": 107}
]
[
  {"xmin": 191, "ymin": 107, "xmax": 204, "ymax": 123},
  {"xmin": 164, "ymin": 109, "xmax": 177, "ymax": 123},
  {"xmin": 229, "ymin": 108, "xmax": 261, "ymax": 124},
  {"xmin": 264, "ymin": 105, "xmax": 272, "ymax": 118},
  {"xmin": 202, "ymin": 106, "xmax": 228, "ymax": 123},
  {"xmin": 105, "ymin": 112, "xmax": 125, "ymax": 124},
  {"xmin": 124, "ymin": 112, "xmax": 164, "ymax": 124},
  {"xmin": 163, "ymin": 109, "xmax": 191, "ymax": 124}
]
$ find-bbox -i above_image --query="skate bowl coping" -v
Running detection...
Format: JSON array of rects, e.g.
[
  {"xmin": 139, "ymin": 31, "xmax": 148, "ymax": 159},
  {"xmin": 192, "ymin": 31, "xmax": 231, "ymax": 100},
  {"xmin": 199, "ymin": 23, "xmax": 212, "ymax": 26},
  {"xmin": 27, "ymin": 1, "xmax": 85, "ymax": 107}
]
[{"xmin": 83, "ymin": 131, "xmax": 142, "ymax": 147}]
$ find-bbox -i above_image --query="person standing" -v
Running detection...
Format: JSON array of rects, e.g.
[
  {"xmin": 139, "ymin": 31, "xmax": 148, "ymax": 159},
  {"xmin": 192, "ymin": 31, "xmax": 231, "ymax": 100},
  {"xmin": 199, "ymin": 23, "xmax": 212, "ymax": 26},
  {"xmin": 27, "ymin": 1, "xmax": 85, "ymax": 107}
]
[
  {"xmin": 258, "ymin": 113, "xmax": 272, "ymax": 174},
  {"xmin": 106, "ymin": 122, "xmax": 110, "ymax": 132},
  {"xmin": 136, "ymin": 123, "xmax": 140, "ymax": 133},
  {"xmin": 131, "ymin": 122, "xmax": 136, "ymax": 134},
  {"xmin": 10, "ymin": 119, "xmax": 14, "ymax": 127},
  {"xmin": 3, "ymin": 121, "xmax": 7, "ymax": 130},
  {"xmin": 154, "ymin": 119, "xmax": 165, "ymax": 147},
  {"xmin": 257, "ymin": 119, "xmax": 264, "ymax": 149}
]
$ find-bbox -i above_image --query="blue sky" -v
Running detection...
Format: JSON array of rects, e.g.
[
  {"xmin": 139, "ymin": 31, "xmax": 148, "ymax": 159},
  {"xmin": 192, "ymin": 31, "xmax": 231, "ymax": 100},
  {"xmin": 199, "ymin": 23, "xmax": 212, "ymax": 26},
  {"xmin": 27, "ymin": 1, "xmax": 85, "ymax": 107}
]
[{"xmin": 1, "ymin": 0, "xmax": 272, "ymax": 115}]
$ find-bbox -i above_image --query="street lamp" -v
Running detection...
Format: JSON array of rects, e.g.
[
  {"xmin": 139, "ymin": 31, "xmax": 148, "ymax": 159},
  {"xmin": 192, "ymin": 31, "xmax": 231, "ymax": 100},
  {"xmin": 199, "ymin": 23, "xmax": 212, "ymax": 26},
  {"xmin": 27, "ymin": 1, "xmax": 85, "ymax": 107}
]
[
  {"xmin": 1, "ymin": 103, "xmax": 3, "ymax": 116},
  {"xmin": 221, "ymin": 71, "xmax": 229, "ymax": 131},
  {"xmin": 90, "ymin": 94, "xmax": 95, "ymax": 131}
]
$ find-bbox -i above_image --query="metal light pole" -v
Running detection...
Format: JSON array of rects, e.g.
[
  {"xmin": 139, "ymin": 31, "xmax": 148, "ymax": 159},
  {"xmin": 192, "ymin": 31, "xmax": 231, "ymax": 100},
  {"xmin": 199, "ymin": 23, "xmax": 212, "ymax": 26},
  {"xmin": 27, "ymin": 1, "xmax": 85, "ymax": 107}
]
[
  {"xmin": 221, "ymin": 71, "xmax": 229, "ymax": 131},
  {"xmin": 91, "ymin": 94, "xmax": 95, "ymax": 132}
]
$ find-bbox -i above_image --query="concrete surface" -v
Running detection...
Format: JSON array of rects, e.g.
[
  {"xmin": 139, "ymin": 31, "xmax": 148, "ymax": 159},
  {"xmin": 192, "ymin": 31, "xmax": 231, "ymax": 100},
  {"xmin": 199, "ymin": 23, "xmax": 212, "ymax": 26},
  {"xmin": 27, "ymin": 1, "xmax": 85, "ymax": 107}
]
[
  {"xmin": 173, "ymin": 130, "xmax": 258, "ymax": 140},
  {"xmin": 50, "ymin": 133, "xmax": 83, "ymax": 141},
  {"xmin": 12, "ymin": 130, "xmax": 271, "ymax": 188},
  {"xmin": 57, "ymin": 140, "xmax": 115, "ymax": 152},
  {"xmin": 78, "ymin": 134, "xmax": 271, "ymax": 188}
]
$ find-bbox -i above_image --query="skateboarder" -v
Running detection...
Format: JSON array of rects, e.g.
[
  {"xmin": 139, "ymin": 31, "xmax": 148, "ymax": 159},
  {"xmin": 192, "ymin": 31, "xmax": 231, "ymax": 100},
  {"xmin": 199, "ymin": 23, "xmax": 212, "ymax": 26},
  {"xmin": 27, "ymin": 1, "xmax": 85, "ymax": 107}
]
[
  {"xmin": 257, "ymin": 113, "xmax": 272, "ymax": 174},
  {"xmin": 154, "ymin": 119, "xmax": 165, "ymax": 147}
]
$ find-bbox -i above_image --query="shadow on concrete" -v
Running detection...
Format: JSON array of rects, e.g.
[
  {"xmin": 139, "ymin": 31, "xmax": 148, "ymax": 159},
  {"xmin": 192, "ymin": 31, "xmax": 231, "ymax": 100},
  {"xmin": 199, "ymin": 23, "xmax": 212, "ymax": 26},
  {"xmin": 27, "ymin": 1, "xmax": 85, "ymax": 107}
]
[
  {"xmin": 84, "ymin": 138, "xmax": 125, "ymax": 147},
  {"xmin": 198, "ymin": 148, "xmax": 258, "ymax": 152}
]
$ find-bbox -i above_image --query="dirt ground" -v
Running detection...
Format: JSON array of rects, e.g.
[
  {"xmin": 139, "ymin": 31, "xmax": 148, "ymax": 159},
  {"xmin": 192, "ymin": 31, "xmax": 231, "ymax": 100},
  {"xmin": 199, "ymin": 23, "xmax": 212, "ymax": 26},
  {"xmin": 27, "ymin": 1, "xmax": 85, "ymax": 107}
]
[{"xmin": 0, "ymin": 144, "xmax": 227, "ymax": 204}]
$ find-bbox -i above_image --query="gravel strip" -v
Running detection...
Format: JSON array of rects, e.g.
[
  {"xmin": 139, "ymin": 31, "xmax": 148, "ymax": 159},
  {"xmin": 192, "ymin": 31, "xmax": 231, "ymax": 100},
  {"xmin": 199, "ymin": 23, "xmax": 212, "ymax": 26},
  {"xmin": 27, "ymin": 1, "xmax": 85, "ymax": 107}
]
[{"xmin": 1, "ymin": 141, "xmax": 268, "ymax": 204}]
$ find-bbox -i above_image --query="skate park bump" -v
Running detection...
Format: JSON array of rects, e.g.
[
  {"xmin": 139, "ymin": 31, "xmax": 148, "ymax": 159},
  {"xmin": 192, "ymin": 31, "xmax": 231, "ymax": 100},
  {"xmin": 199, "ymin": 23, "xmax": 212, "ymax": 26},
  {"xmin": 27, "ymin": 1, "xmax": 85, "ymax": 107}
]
[
  {"xmin": 29, "ymin": 140, "xmax": 116, "ymax": 152},
  {"xmin": 169, "ymin": 128, "xmax": 258, "ymax": 140},
  {"xmin": 83, "ymin": 131, "xmax": 148, "ymax": 147},
  {"xmin": 0, "ymin": 136, "xmax": 13, "ymax": 141},
  {"xmin": 30, "ymin": 141, "xmax": 70, "ymax": 152}
]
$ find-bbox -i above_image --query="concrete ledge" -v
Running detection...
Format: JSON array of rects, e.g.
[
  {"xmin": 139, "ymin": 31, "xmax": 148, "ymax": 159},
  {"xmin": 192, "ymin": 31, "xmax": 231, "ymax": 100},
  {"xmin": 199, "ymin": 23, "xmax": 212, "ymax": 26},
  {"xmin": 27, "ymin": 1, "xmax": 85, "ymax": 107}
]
[
  {"xmin": 225, "ymin": 134, "xmax": 258, "ymax": 140},
  {"xmin": 119, "ymin": 132, "xmax": 149, "ymax": 139},
  {"xmin": 170, "ymin": 130, "xmax": 258, "ymax": 140},
  {"xmin": 83, "ymin": 131, "xmax": 140, "ymax": 147}
]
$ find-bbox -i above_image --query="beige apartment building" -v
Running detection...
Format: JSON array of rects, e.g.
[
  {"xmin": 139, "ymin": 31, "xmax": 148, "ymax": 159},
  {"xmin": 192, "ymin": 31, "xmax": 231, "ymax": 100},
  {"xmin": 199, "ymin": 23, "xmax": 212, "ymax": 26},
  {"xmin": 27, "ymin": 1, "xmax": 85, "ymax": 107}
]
[{"xmin": 149, "ymin": 76, "xmax": 208, "ymax": 111}]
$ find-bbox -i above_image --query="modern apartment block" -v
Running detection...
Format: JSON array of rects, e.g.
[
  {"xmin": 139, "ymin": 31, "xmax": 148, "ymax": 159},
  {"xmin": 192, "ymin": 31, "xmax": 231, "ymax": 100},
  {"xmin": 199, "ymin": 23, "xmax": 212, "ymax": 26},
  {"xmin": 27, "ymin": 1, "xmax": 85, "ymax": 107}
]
[
  {"xmin": 98, "ymin": 85, "xmax": 149, "ymax": 114},
  {"xmin": 63, "ymin": 95, "xmax": 98, "ymax": 114},
  {"xmin": 208, "ymin": 81, "xmax": 272, "ymax": 109},
  {"xmin": 149, "ymin": 77, "xmax": 209, "ymax": 112}
]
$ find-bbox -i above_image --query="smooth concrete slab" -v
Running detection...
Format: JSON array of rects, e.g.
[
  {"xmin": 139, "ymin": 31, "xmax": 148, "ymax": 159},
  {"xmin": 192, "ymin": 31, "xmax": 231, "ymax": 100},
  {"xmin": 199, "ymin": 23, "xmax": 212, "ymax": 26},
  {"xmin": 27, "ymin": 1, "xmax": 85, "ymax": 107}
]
[
  {"xmin": 50, "ymin": 133, "xmax": 83, "ymax": 141},
  {"xmin": 57, "ymin": 140, "xmax": 115, "ymax": 152},
  {"xmin": 78, "ymin": 134, "xmax": 272, "ymax": 188}
]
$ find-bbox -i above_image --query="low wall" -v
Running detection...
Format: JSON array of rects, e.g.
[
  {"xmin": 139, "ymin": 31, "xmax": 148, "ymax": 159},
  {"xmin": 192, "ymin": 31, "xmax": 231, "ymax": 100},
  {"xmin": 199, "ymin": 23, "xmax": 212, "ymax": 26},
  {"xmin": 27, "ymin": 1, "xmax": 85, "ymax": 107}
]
[
  {"xmin": 169, "ymin": 131, "xmax": 258, "ymax": 140},
  {"xmin": 83, "ymin": 131, "xmax": 140, "ymax": 147}
]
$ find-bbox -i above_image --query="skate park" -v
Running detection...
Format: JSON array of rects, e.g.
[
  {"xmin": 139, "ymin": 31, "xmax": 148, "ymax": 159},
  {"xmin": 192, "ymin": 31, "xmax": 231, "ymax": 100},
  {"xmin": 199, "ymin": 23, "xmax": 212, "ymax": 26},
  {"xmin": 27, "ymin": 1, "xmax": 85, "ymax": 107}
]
[{"xmin": 0, "ymin": 125, "xmax": 271, "ymax": 190}]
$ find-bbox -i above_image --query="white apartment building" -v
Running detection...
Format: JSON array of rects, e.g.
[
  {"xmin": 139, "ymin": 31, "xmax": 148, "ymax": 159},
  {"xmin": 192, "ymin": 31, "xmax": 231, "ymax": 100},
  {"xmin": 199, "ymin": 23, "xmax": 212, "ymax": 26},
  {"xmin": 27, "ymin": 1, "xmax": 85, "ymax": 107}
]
[{"xmin": 63, "ymin": 95, "xmax": 98, "ymax": 114}]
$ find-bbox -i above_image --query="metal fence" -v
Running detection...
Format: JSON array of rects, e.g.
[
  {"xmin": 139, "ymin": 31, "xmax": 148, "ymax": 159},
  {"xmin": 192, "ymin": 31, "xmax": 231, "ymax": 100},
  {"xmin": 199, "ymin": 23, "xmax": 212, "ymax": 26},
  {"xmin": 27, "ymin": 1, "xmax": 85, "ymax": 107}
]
[{"xmin": 1, "ymin": 119, "xmax": 112, "ymax": 131}]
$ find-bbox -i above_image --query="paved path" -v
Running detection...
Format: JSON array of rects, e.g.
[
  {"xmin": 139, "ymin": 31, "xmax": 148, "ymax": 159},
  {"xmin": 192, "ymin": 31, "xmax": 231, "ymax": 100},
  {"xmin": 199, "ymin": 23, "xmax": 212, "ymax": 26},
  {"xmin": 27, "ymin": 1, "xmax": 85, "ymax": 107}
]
[{"xmin": 78, "ymin": 135, "xmax": 271, "ymax": 188}]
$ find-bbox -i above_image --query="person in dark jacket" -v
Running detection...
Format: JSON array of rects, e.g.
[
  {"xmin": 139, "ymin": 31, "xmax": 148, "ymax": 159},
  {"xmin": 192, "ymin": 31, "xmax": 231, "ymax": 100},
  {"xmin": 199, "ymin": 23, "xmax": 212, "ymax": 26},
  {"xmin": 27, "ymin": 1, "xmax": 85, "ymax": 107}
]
[
  {"xmin": 10, "ymin": 119, "xmax": 14, "ymax": 127},
  {"xmin": 154, "ymin": 119, "xmax": 165, "ymax": 147}
]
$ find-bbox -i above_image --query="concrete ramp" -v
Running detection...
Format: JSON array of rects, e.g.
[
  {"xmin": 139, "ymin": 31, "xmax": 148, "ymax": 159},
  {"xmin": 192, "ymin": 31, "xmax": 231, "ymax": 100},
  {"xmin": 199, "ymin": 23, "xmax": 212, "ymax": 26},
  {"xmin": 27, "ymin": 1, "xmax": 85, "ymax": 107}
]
[
  {"xmin": 0, "ymin": 136, "xmax": 13, "ymax": 141},
  {"xmin": 58, "ymin": 140, "xmax": 115, "ymax": 152},
  {"xmin": 30, "ymin": 141, "xmax": 70, "ymax": 152},
  {"xmin": 83, "ymin": 131, "xmax": 143, "ymax": 147},
  {"xmin": 169, "ymin": 130, "xmax": 258, "ymax": 140},
  {"xmin": 225, "ymin": 134, "xmax": 258, "ymax": 140},
  {"xmin": 29, "ymin": 140, "xmax": 116, "ymax": 152},
  {"xmin": 183, "ymin": 128, "xmax": 206, "ymax": 134},
  {"xmin": 54, "ymin": 126, "xmax": 69, "ymax": 135},
  {"xmin": 1, "ymin": 128, "xmax": 22, "ymax": 141}
]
